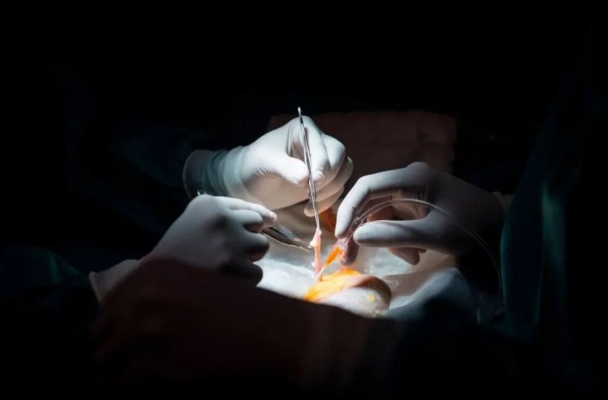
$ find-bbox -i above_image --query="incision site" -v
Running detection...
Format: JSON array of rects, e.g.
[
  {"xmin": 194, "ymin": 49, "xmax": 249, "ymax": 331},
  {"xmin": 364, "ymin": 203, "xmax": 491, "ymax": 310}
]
[{"xmin": 256, "ymin": 198, "xmax": 456, "ymax": 318}]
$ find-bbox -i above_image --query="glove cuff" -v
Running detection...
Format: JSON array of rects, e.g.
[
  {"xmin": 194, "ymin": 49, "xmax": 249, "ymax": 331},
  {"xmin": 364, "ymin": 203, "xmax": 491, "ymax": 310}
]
[
  {"xmin": 88, "ymin": 260, "xmax": 140, "ymax": 303},
  {"xmin": 217, "ymin": 147, "xmax": 266, "ymax": 205},
  {"xmin": 183, "ymin": 149, "xmax": 233, "ymax": 198},
  {"xmin": 183, "ymin": 147, "xmax": 267, "ymax": 205}
]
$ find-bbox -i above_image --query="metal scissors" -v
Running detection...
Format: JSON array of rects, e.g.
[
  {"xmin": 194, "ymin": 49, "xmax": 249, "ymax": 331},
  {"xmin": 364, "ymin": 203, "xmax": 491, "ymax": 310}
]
[
  {"xmin": 196, "ymin": 190, "xmax": 312, "ymax": 252},
  {"xmin": 298, "ymin": 107, "xmax": 321, "ymax": 232}
]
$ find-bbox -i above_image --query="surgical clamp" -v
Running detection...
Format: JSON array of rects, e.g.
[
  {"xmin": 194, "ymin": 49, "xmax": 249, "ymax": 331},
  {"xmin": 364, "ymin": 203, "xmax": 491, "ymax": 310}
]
[
  {"xmin": 196, "ymin": 190, "xmax": 312, "ymax": 252},
  {"xmin": 263, "ymin": 224, "xmax": 313, "ymax": 252}
]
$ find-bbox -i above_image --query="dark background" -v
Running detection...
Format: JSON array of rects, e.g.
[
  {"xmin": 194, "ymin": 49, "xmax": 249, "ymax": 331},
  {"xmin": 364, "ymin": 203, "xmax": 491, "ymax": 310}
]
[
  {"xmin": 4, "ymin": 5, "xmax": 589, "ymax": 128},
  {"xmin": 1, "ymin": 4, "xmax": 593, "ymax": 267}
]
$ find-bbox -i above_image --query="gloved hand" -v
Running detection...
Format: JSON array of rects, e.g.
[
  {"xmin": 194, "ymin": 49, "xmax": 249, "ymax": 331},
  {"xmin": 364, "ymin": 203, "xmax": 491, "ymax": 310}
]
[
  {"xmin": 188, "ymin": 116, "xmax": 353, "ymax": 215},
  {"xmin": 147, "ymin": 194, "xmax": 275, "ymax": 277},
  {"xmin": 335, "ymin": 162, "xmax": 505, "ymax": 265},
  {"xmin": 89, "ymin": 195, "xmax": 276, "ymax": 301},
  {"xmin": 92, "ymin": 257, "xmax": 401, "ymax": 393}
]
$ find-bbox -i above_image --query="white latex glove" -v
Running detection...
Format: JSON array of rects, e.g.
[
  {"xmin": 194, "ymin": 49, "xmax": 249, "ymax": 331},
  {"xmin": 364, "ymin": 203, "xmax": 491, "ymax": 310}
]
[
  {"xmin": 89, "ymin": 195, "xmax": 277, "ymax": 301},
  {"xmin": 187, "ymin": 116, "xmax": 353, "ymax": 215},
  {"xmin": 335, "ymin": 162, "xmax": 505, "ymax": 265},
  {"xmin": 148, "ymin": 194, "xmax": 275, "ymax": 283}
]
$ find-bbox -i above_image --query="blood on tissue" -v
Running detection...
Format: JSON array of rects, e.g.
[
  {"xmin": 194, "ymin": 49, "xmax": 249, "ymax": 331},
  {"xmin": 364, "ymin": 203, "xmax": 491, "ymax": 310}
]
[{"xmin": 303, "ymin": 267, "xmax": 362, "ymax": 302}]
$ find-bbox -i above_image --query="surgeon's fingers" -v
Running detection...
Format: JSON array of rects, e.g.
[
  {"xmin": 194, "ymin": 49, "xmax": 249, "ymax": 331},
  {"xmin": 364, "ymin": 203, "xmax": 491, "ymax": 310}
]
[
  {"xmin": 352, "ymin": 213, "xmax": 443, "ymax": 252},
  {"xmin": 307, "ymin": 186, "xmax": 344, "ymax": 216},
  {"xmin": 304, "ymin": 158, "xmax": 352, "ymax": 216},
  {"xmin": 340, "ymin": 238, "xmax": 360, "ymax": 266},
  {"xmin": 335, "ymin": 163, "xmax": 431, "ymax": 238},
  {"xmin": 232, "ymin": 210, "xmax": 265, "ymax": 233},
  {"xmin": 365, "ymin": 204, "xmax": 395, "ymax": 222},
  {"xmin": 314, "ymin": 134, "xmax": 347, "ymax": 191},
  {"xmin": 216, "ymin": 197, "xmax": 277, "ymax": 227},
  {"xmin": 238, "ymin": 231, "xmax": 270, "ymax": 262},
  {"xmin": 315, "ymin": 156, "xmax": 353, "ymax": 199},
  {"xmin": 299, "ymin": 117, "xmax": 330, "ymax": 182},
  {"xmin": 341, "ymin": 199, "xmax": 406, "ymax": 264},
  {"xmin": 388, "ymin": 247, "xmax": 423, "ymax": 265}
]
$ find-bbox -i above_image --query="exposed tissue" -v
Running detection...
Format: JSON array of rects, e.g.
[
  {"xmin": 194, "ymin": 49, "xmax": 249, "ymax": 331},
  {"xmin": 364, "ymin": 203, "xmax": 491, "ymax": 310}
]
[{"xmin": 256, "ymin": 203, "xmax": 455, "ymax": 314}]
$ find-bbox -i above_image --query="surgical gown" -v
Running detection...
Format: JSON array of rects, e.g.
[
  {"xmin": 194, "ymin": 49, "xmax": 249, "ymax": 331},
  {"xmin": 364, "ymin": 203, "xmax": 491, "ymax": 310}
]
[
  {"xmin": 0, "ymin": 46, "xmax": 270, "ymax": 385},
  {"xmin": 363, "ymin": 15, "xmax": 607, "ymax": 397},
  {"xmin": 0, "ymin": 246, "xmax": 99, "ymax": 386},
  {"xmin": 1, "ymin": 15, "xmax": 606, "ymax": 394}
]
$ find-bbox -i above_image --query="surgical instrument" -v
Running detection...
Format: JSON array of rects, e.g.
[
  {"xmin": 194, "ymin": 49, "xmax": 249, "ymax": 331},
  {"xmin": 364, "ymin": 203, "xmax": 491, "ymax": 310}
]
[
  {"xmin": 319, "ymin": 198, "xmax": 500, "ymax": 292},
  {"xmin": 263, "ymin": 224, "xmax": 313, "ymax": 252},
  {"xmin": 196, "ymin": 190, "xmax": 312, "ymax": 252},
  {"xmin": 299, "ymin": 106, "xmax": 321, "ymax": 232}
]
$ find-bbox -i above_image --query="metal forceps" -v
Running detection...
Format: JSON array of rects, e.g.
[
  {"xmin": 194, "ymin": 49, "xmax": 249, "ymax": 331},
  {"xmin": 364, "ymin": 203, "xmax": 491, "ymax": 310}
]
[
  {"xmin": 298, "ymin": 107, "xmax": 321, "ymax": 232},
  {"xmin": 263, "ymin": 224, "xmax": 313, "ymax": 252},
  {"xmin": 196, "ymin": 190, "xmax": 312, "ymax": 252}
]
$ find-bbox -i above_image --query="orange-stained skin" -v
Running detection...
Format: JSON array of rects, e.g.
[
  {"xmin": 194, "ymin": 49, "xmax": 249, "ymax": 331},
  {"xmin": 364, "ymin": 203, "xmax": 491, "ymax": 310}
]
[
  {"xmin": 303, "ymin": 267, "xmax": 362, "ymax": 302},
  {"xmin": 306, "ymin": 209, "xmax": 393, "ymax": 308},
  {"xmin": 323, "ymin": 245, "xmax": 343, "ymax": 269},
  {"xmin": 319, "ymin": 209, "xmax": 343, "ymax": 268}
]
